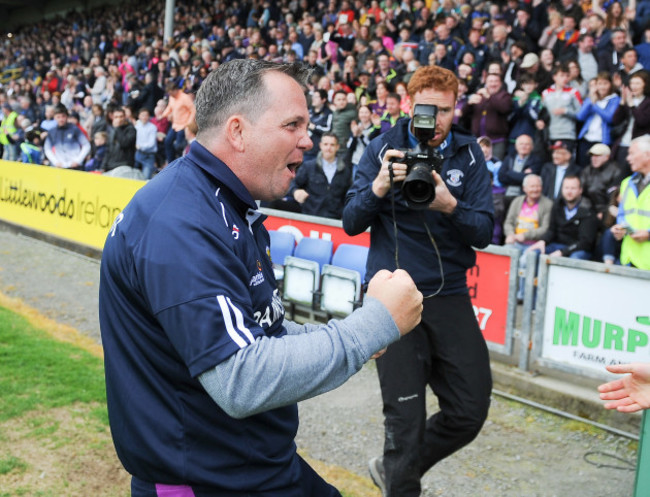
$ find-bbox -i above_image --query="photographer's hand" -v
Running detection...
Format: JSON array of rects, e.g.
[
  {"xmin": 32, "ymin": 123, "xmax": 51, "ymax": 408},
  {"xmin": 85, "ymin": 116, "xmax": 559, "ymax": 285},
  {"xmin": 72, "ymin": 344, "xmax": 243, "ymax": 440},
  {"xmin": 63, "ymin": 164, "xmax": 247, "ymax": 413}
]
[
  {"xmin": 372, "ymin": 150, "xmax": 406, "ymax": 198},
  {"xmin": 428, "ymin": 171, "xmax": 457, "ymax": 214}
]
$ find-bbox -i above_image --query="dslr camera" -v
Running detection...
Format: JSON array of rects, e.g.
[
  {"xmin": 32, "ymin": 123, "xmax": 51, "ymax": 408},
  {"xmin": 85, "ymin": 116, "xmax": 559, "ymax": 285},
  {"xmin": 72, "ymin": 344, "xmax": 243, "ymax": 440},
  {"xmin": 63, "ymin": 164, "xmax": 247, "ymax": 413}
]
[{"xmin": 399, "ymin": 104, "xmax": 444, "ymax": 209}]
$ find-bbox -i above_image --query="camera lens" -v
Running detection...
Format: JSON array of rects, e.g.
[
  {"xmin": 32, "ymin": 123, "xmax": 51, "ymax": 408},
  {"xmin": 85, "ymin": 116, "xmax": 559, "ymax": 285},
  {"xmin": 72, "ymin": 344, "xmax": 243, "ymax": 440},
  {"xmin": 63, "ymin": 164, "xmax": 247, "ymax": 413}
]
[{"xmin": 402, "ymin": 163, "xmax": 436, "ymax": 207}]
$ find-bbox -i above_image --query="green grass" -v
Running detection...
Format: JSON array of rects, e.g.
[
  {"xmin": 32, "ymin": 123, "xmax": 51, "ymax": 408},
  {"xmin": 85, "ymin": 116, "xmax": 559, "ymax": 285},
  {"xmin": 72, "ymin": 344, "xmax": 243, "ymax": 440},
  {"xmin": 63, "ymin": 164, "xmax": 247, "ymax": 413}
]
[
  {"xmin": 0, "ymin": 306, "xmax": 106, "ymax": 422},
  {"xmin": 0, "ymin": 455, "xmax": 27, "ymax": 475},
  {"xmin": 0, "ymin": 304, "xmax": 379, "ymax": 497}
]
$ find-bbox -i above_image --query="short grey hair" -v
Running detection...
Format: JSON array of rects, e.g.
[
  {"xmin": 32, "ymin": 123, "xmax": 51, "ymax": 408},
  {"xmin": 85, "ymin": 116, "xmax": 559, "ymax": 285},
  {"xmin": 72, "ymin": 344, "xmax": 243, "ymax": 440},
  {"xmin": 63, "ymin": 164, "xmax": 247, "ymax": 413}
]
[
  {"xmin": 523, "ymin": 173, "xmax": 542, "ymax": 188},
  {"xmin": 194, "ymin": 60, "xmax": 311, "ymax": 139},
  {"xmin": 631, "ymin": 134, "xmax": 650, "ymax": 153}
]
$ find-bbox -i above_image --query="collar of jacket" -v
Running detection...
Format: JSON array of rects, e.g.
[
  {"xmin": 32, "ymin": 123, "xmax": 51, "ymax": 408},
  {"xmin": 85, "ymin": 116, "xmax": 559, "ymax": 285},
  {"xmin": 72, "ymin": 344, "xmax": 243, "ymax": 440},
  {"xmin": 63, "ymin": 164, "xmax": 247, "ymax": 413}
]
[
  {"xmin": 316, "ymin": 152, "xmax": 346, "ymax": 172},
  {"xmin": 185, "ymin": 140, "xmax": 258, "ymax": 214}
]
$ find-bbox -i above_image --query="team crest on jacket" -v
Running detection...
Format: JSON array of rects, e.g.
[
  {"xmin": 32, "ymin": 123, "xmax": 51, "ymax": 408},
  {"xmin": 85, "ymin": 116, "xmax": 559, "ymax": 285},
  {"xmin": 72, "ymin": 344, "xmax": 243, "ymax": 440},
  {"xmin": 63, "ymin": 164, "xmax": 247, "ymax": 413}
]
[
  {"xmin": 232, "ymin": 224, "xmax": 240, "ymax": 239},
  {"xmin": 446, "ymin": 169, "xmax": 464, "ymax": 187}
]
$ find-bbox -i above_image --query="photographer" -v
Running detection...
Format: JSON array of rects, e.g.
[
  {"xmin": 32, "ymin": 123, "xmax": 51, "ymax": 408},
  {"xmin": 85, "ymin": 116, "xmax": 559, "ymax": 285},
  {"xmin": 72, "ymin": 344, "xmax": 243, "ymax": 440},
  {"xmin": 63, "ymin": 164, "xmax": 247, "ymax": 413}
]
[{"xmin": 342, "ymin": 65, "xmax": 493, "ymax": 497}]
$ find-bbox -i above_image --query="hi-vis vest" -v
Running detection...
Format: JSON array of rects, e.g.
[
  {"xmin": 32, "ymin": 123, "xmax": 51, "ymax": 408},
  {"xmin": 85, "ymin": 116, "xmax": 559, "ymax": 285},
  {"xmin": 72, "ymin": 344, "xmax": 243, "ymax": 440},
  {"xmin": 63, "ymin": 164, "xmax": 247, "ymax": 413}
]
[
  {"xmin": 0, "ymin": 111, "xmax": 17, "ymax": 146},
  {"xmin": 620, "ymin": 174, "xmax": 650, "ymax": 270}
]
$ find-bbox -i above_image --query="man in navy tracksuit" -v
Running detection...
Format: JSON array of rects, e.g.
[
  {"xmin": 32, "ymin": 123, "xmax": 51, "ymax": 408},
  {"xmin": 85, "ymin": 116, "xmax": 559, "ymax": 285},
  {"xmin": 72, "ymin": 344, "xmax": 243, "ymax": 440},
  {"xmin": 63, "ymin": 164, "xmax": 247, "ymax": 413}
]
[
  {"xmin": 99, "ymin": 59, "xmax": 423, "ymax": 497},
  {"xmin": 343, "ymin": 65, "xmax": 494, "ymax": 497}
]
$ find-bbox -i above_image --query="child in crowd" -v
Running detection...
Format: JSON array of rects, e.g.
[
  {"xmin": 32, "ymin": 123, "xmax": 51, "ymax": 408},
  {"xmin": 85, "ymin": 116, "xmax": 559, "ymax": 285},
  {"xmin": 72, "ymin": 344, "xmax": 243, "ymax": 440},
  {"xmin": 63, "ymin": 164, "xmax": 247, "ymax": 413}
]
[
  {"xmin": 20, "ymin": 128, "xmax": 43, "ymax": 165},
  {"xmin": 85, "ymin": 131, "xmax": 107, "ymax": 172}
]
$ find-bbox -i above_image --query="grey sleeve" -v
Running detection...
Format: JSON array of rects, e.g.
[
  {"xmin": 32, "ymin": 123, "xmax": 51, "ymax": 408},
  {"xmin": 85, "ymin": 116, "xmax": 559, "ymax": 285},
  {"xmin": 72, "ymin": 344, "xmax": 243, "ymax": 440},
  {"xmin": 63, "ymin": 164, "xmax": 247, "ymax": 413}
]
[{"xmin": 198, "ymin": 297, "xmax": 399, "ymax": 419}]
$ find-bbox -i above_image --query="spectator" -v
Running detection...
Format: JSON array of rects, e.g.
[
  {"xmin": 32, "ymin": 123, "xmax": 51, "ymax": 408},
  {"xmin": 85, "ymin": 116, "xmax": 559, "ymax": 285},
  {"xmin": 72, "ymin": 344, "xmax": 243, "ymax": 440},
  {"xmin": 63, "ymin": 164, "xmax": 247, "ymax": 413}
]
[
  {"xmin": 394, "ymin": 81, "xmax": 412, "ymax": 114},
  {"xmin": 598, "ymin": 28, "xmax": 630, "ymax": 74},
  {"xmin": 43, "ymin": 104, "xmax": 90, "ymax": 170},
  {"xmin": 606, "ymin": 135, "xmax": 650, "ymax": 269},
  {"xmin": 518, "ymin": 52, "xmax": 553, "ymax": 93},
  {"xmin": 369, "ymin": 80, "xmax": 390, "ymax": 116},
  {"xmin": 581, "ymin": 143, "xmax": 623, "ymax": 230},
  {"xmin": 428, "ymin": 43, "xmax": 456, "ymax": 73},
  {"xmin": 503, "ymin": 41, "xmax": 527, "ymax": 93},
  {"xmin": 455, "ymin": 28, "xmax": 488, "ymax": 76},
  {"xmin": 0, "ymin": 103, "xmax": 19, "ymax": 161},
  {"xmin": 487, "ymin": 25, "xmax": 513, "ymax": 65},
  {"xmin": 538, "ymin": 11, "xmax": 563, "ymax": 53},
  {"xmin": 19, "ymin": 128, "xmax": 44, "ymax": 165},
  {"xmin": 84, "ymin": 131, "xmax": 107, "ymax": 172},
  {"xmin": 552, "ymin": 15, "xmax": 581, "ymax": 62},
  {"xmin": 416, "ymin": 28, "xmax": 436, "ymax": 66},
  {"xmin": 377, "ymin": 92, "xmax": 408, "ymax": 134},
  {"xmin": 463, "ymin": 73, "xmax": 513, "ymax": 160},
  {"xmin": 161, "ymin": 81, "xmax": 196, "ymax": 165},
  {"xmin": 348, "ymin": 104, "xmax": 379, "ymax": 178},
  {"xmin": 567, "ymin": 59, "xmax": 588, "ymax": 99},
  {"xmin": 612, "ymin": 70, "xmax": 650, "ymax": 177},
  {"xmin": 305, "ymin": 89, "xmax": 332, "ymax": 162},
  {"xmin": 539, "ymin": 63, "xmax": 583, "ymax": 151},
  {"xmin": 635, "ymin": 25, "xmax": 650, "ymax": 70},
  {"xmin": 102, "ymin": 106, "xmax": 136, "ymax": 172},
  {"xmin": 500, "ymin": 134, "xmax": 544, "ymax": 207},
  {"xmin": 330, "ymin": 90, "xmax": 356, "ymax": 159},
  {"xmin": 509, "ymin": 4, "xmax": 542, "ymax": 53},
  {"xmin": 40, "ymin": 105, "xmax": 57, "ymax": 133},
  {"xmin": 131, "ymin": 72, "xmax": 165, "ymax": 115},
  {"xmin": 573, "ymin": 34, "xmax": 600, "ymax": 84},
  {"xmin": 576, "ymin": 72, "xmax": 621, "ymax": 169},
  {"xmin": 504, "ymin": 174, "xmax": 554, "ymax": 299},
  {"xmin": 528, "ymin": 174, "xmax": 598, "ymax": 260},
  {"xmin": 88, "ymin": 66, "xmax": 108, "ymax": 105},
  {"xmin": 541, "ymin": 140, "xmax": 582, "ymax": 200},
  {"xmin": 479, "ymin": 136, "xmax": 506, "ymax": 244},
  {"xmin": 614, "ymin": 47, "xmax": 645, "ymax": 89},
  {"xmin": 134, "ymin": 108, "xmax": 158, "ymax": 180},
  {"xmin": 508, "ymin": 73, "xmax": 543, "ymax": 157},
  {"xmin": 150, "ymin": 98, "xmax": 170, "ymax": 170},
  {"xmin": 290, "ymin": 132, "xmax": 352, "ymax": 219}
]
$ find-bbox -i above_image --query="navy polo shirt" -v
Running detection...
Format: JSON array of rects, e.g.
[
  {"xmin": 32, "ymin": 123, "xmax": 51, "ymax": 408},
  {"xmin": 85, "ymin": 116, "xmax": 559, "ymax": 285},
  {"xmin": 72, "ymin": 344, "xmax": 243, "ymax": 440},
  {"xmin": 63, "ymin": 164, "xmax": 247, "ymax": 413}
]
[{"xmin": 99, "ymin": 141, "xmax": 302, "ymax": 495}]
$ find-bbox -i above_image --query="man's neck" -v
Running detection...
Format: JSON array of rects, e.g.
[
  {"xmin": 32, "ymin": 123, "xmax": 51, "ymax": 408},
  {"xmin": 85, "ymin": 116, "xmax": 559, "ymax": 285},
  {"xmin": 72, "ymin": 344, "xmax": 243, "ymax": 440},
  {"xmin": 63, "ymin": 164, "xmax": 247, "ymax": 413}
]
[
  {"xmin": 525, "ymin": 196, "xmax": 538, "ymax": 206},
  {"xmin": 565, "ymin": 198, "xmax": 580, "ymax": 210}
]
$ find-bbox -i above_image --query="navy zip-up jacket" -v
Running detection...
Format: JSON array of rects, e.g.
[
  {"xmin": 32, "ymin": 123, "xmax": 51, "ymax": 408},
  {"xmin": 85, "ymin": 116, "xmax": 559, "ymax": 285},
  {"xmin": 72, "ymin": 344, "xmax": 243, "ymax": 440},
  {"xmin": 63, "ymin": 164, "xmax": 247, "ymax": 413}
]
[{"xmin": 342, "ymin": 120, "xmax": 494, "ymax": 295}]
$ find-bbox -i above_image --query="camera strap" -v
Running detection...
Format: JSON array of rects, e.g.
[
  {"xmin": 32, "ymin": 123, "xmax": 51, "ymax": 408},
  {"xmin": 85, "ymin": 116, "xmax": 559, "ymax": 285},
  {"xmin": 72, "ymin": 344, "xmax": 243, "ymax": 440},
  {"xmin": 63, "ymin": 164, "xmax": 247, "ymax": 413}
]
[{"xmin": 387, "ymin": 161, "xmax": 444, "ymax": 299}]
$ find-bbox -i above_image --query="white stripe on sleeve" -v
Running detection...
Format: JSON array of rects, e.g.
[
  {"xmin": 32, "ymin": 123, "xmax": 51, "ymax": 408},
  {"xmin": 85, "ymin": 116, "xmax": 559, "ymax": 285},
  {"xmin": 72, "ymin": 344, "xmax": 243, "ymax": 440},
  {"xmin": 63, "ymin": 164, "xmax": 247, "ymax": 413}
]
[
  {"xmin": 217, "ymin": 295, "xmax": 248, "ymax": 348},
  {"xmin": 225, "ymin": 296, "xmax": 255, "ymax": 344}
]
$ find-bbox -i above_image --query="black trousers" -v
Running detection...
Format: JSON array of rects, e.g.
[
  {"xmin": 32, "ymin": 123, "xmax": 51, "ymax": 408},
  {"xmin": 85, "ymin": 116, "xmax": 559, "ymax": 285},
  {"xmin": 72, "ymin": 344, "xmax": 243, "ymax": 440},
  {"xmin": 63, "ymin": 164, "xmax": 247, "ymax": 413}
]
[{"xmin": 376, "ymin": 294, "xmax": 492, "ymax": 497}]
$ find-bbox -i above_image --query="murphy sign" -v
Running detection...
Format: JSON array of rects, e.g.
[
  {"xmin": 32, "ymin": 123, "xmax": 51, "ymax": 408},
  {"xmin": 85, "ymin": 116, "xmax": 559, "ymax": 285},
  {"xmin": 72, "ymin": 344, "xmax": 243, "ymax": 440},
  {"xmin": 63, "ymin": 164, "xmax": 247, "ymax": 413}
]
[{"xmin": 541, "ymin": 264, "xmax": 650, "ymax": 377}]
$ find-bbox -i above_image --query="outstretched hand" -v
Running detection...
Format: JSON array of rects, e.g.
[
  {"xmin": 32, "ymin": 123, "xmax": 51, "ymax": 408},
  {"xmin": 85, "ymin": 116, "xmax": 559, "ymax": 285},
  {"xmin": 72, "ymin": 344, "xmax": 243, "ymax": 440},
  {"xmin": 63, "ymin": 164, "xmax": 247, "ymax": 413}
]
[{"xmin": 598, "ymin": 363, "xmax": 650, "ymax": 413}]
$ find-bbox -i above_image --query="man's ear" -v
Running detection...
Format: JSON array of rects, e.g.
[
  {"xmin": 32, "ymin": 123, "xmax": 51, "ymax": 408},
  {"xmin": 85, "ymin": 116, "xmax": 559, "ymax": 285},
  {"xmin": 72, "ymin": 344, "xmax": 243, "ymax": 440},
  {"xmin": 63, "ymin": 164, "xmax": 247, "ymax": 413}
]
[{"xmin": 225, "ymin": 115, "xmax": 246, "ymax": 152}]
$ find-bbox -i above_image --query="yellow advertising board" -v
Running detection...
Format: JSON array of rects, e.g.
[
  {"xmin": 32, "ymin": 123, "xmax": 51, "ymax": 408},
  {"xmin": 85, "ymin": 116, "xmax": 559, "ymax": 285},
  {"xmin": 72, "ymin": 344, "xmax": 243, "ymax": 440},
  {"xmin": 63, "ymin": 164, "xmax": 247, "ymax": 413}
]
[{"xmin": 0, "ymin": 161, "xmax": 144, "ymax": 250}]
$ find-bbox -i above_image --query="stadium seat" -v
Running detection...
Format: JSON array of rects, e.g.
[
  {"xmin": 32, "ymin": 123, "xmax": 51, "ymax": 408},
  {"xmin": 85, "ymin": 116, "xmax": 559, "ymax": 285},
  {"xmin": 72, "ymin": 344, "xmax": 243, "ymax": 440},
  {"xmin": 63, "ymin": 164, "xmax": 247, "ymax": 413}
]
[
  {"xmin": 330, "ymin": 244, "xmax": 369, "ymax": 283},
  {"xmin": 268, "ymin": 230, "xmax": 296, "ymax": 281},
  {"xmin": 282, "ymin": 237, "xmax": 333, "ymax": 319},
  {"xmin": 293, "ymin": 237, "xmax": 333, "ymax": 271},
  {"xmin": 320, "ymin": 244, "xmax": 369, "ymax": 317},
  {"xmin": 282, "ymin": 256, "xmax": 321, "ymax": 308}
]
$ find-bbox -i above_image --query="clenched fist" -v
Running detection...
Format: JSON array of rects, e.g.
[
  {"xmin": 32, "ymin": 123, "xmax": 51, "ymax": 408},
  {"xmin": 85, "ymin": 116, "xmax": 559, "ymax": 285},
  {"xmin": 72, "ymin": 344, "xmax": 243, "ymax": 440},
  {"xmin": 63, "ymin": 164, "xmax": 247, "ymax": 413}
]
[{"xmin": 367, "ymin": 269, "xmax": 423, "ymax": 336}]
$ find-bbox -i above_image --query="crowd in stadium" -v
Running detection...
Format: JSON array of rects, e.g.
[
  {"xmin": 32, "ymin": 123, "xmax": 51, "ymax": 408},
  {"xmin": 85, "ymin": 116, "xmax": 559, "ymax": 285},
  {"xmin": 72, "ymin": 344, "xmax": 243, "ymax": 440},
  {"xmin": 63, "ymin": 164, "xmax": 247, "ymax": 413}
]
[{"xmin": 1, "ymin": 0, "xmax": 649, "ymax": 268}]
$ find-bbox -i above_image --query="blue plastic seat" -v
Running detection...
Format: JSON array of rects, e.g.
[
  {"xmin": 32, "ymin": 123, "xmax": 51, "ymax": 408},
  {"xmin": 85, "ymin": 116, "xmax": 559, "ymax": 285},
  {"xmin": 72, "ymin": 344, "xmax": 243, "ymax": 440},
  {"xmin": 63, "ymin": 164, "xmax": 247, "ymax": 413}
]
[
  {"xmin": 330, "ymin": 244, "xmax": 369, "ymax": 283},
  {"xmin": 269, "ymin": 230, "xmax": 296, "ymax": 269},
  {"xmin": 294, "ymin": 237, "xmax": 333, "ymax": 271}
]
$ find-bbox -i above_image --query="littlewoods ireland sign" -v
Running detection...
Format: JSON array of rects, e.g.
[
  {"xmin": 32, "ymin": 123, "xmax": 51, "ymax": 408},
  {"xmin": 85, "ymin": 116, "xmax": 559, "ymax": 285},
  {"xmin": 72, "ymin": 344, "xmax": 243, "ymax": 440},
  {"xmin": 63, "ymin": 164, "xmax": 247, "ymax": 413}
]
[{"xmin": 542, "ymin": 265, "xmax": 650, "ymax": 375}]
